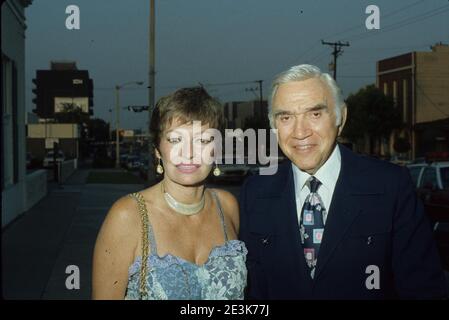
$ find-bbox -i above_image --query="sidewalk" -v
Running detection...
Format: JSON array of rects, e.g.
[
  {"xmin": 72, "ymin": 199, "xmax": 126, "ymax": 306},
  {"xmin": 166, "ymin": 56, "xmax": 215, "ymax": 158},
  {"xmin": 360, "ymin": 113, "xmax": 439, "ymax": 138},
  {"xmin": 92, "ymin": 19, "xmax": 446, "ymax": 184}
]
[{"xmin": 2, "ymin": 169, "xmax": 144, "ymax": 299}]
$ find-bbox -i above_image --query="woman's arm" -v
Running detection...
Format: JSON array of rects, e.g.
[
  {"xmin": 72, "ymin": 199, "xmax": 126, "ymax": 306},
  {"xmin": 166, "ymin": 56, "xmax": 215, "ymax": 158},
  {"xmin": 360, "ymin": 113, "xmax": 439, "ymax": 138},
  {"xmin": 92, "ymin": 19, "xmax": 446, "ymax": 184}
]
[{"xmin": 92, "ymin": 197, "xmax": 140, "ymax": 299}]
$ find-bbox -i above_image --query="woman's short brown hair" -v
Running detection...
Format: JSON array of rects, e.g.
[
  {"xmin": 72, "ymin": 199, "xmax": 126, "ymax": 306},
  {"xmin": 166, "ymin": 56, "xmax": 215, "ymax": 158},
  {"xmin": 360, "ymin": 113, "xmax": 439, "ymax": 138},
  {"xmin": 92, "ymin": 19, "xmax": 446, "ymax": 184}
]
[{"xmin": 149, "ymin": 87, "xmax": 224, "ymax": 149}]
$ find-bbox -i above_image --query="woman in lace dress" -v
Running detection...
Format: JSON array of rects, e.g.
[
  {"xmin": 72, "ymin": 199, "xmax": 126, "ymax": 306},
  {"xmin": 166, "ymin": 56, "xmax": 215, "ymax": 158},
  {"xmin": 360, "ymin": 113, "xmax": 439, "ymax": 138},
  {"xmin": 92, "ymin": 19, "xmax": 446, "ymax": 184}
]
[{"xmin": 92, "ymin": 87, "xmax": 247, "ymax": 299}]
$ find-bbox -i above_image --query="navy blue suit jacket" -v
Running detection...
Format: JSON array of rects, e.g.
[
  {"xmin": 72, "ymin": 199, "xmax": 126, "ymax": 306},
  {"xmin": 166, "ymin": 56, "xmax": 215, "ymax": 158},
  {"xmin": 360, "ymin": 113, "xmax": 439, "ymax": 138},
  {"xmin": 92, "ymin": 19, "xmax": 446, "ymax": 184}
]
[{"xmin": 239, "ymin": 145, "xmax": 447, "ymax": 299}]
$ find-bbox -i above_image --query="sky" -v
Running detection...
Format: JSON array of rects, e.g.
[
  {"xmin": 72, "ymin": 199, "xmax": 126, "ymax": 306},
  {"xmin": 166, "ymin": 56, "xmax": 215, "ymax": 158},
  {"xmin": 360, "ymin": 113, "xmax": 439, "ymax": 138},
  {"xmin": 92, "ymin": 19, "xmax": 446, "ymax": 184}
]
[{"xmin": 24, "ymin": 0, "xmax": 449, "ymax": 131}]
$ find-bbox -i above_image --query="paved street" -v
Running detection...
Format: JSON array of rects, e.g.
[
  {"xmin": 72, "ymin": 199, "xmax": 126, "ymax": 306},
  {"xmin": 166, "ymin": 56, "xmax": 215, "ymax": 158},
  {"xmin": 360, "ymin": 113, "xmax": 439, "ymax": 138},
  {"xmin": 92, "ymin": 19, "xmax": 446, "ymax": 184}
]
[{"xmin": 2, "ymin": 169, "xmax": 144, "ymax": 299}]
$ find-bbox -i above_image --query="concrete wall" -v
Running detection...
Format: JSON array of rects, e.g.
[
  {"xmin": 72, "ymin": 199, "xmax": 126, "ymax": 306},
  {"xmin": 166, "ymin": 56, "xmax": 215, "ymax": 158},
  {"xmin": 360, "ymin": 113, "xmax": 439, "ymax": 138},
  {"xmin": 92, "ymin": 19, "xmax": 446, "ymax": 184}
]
[
  {"xmin": 24, "ymin": 169, "xmax": 47, "ymax": 211},
  {"xmin": 59, "ymin": 159, "xmax": 77, "ymax": 183},
  {"xmin": 1, "ymin": 0, "xmax": 32, "ymax": 227}
]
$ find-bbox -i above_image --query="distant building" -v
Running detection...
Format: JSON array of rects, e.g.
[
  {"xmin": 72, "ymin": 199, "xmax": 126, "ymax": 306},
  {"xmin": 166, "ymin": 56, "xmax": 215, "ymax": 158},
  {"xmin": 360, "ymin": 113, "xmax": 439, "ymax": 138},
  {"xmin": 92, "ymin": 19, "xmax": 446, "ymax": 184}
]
[
  {"xmin": 377, "ymin": 43, "xmax": 449, "ymax": 159},
  {"xmin": 223, "ymin": 100, "xmax": 268, "ymax": 129},
  {"xmin": 221, "ymin": 100, "xmax": 272, "ymax": 159},
  {"xmin": 29, "ymin": 61, "xmax": 93, "ymax": 160},
  {"xmin": 32, "ymin": 61, "xmax": 94, "ymax": 118},
  {"xmin": 27, "ymin": 123, "xmax": 80, "ymax": 161},
  {"xmin": 2, "ymin": 0, "xmax": 36, "ymax": 227}
]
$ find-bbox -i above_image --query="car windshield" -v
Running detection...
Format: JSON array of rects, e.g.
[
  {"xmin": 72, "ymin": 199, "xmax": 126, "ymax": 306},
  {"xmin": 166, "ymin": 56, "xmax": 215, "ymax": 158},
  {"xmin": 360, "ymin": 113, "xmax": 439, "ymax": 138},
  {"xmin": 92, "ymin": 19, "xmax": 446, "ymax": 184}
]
[
  {"xmin": 441, "ymin": 167, "xmax": 449, "ymax": 189},
  {"xmin": 407, "ymin": 166, "xmax": 424, "ymax": 187}
]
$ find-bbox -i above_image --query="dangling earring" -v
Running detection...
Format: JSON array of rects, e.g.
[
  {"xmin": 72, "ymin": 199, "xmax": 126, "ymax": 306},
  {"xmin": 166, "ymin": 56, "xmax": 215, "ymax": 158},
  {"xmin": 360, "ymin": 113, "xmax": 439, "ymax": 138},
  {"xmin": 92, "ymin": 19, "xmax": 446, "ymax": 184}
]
[
  {"xmin": 213, "ymin": 163, "xmax": 221, "ymax": 176},
  {"xmin": 156, "ymin": 158, "xmax": 164, "ymax": 174}
]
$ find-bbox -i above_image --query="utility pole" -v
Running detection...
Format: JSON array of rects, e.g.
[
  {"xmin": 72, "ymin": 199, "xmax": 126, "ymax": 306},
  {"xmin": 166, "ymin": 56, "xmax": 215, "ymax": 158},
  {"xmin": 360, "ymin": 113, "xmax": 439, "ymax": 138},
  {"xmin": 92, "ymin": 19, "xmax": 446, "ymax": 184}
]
[
  {"xmin": 321, "ymin": 40, "xmax": 350, "ymax": 80},
  {"xmin": 115, "ymin": 86, "xmax": 120, "ymax": 168},
  {"xmin": 256, "ymin": 80, "xmax": 263, "ymax": 107},
  {"xmin": 148, "ymin": 0, "xmax": 156, "ymax": 184},
  {"xmin": 114, "ymin": 82, "xmax": 143, "ymax": 169}
]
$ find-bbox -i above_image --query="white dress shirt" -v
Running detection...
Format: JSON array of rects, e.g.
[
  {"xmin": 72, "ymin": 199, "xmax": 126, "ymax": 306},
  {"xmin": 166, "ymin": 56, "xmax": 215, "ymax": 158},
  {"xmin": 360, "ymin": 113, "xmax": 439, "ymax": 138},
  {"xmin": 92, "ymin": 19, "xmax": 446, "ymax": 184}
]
[{"xmin": 292, "ymin": 144, "xmax": 341, "ymax": 225}]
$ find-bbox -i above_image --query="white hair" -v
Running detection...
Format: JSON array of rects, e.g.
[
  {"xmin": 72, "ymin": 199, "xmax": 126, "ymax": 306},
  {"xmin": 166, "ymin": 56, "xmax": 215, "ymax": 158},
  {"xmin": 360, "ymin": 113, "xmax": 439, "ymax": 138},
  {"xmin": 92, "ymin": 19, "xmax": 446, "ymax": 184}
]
[{"xmin": 269, "ymin": 64, "xmax": 345, "ymax": 128}]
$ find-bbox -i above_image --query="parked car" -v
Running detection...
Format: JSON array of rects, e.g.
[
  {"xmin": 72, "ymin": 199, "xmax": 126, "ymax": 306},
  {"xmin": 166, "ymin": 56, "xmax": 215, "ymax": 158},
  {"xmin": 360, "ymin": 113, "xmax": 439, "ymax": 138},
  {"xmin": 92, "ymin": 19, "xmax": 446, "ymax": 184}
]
[
  {"xmin": 208, "ymin": 155, "xmax": 286, "ymax": 183},
  {"xmin": 390, "ymin": 154, "xmax": 413, "ymax": 166},
  {"xmin": 407, "ymin": 161, "xmax": 449, "ymax": 270},
  {"xmin": 406, "ymin": 161, "xmax": 449, "ymax": 226},
  {"xmin": 138, "ymin": 162, "xmax": 163, "ymax": 182},
  {"xmin": 43, "ymin": 150, "xmax": 65, "ymax": 168},
  {"xmin": 119, "ymin": 154, "xmax": 129, "ymax": 168},
  {"xmin": 126, "ymin": 155, "xmax": 141, "ymax": 170}
]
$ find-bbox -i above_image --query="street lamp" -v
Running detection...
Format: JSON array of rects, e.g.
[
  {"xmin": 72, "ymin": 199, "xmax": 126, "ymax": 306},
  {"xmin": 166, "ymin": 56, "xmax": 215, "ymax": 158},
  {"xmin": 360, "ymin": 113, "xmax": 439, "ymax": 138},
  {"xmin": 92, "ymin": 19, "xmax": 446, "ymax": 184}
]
[{"xmin": 115, "ymin": 81, "xmax": 144, "ymax": 168}]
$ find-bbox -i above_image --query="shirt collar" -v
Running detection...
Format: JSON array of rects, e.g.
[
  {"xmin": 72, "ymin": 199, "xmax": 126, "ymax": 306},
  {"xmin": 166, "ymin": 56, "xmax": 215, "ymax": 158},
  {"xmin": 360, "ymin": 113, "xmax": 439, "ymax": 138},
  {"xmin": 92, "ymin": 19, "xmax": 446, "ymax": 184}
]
[{"xmin": 292, "ymin": 144, "xmax": 341, "ymax": 192}]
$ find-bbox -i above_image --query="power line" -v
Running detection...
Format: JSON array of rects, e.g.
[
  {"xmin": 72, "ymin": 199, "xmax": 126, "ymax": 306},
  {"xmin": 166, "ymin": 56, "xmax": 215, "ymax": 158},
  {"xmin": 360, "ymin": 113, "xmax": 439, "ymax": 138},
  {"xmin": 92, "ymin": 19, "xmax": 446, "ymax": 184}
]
[
  {"xmin": 93, "ymin": 80, "xmax": 264, "ymax": 91},
  {"xmin": 307, "ymin": 49, "xmax": 330, "ymax": 64},
  {"xmin": 322, "ymin": 0, "xmax": 427, "ymax": 41},
  {"xmin": 345, "ymin": 4, "xmax": 449, "ymax": 43},
  {"xmin": 289, "ymin": 0, "xmax": 429, "ymax": 65},
  {"xmin": 204, "ymin": 80, "xmax": 262, "ymax": 87},
  {"xmin": 321, "ymin": 40, "xmax": 350, "ymax": 80}
]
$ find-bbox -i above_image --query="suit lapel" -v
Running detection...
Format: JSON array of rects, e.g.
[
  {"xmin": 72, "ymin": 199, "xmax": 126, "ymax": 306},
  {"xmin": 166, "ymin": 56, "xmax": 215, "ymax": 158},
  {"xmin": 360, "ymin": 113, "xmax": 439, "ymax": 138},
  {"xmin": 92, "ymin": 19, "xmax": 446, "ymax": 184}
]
[
  {"xmin": 313, "ymin": 145, "xmax": 363, "ymax": 281},
  {"xmin": 278, "ymin": 163, "xmax": 315, "ymax": 288},
  {"xmin": 259, "ymin": 162, "xmax": 313, "ymax": 291}
]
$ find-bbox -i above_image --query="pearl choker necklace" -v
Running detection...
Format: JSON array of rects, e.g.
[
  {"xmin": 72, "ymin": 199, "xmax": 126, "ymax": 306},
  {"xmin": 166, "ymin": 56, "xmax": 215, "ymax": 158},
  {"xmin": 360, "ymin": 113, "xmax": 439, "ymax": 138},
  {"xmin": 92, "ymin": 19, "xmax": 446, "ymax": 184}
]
[{"xmin": 162, "ymin": 185, "xmax": 205, "ymax": 216}]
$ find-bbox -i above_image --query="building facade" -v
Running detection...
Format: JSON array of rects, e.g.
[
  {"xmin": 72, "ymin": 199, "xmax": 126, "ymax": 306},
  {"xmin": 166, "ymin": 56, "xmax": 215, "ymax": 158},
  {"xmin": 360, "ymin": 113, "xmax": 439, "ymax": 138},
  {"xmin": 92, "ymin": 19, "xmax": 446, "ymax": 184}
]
[
  {"xmin": 223, "ymin": 99, "xmax": 268, "ymax": 129},
  {"xmin": 2, "ymin": 0, "xmax": 33, "ymax": 226},
  {"xmin": 32, "ymin": 61, "xmax": 94, "ymax": 118},
  {"xmin": 27, "ymin": 123, "xmax": 80, "ymax": 161},
  {"xmin": 377, "ymin": 43, "xmax": 449, "ymax": 160}
]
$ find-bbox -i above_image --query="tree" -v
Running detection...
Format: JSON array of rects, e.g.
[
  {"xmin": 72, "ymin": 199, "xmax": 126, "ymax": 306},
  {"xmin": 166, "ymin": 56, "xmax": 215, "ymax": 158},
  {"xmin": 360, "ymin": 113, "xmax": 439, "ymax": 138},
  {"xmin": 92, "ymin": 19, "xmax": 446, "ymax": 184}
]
[
  {"xmin": 53, "ymin": 103, "xmax": 92, "ymax": 158},
  {"xmin": 393, "ymin": 137, "xmax": 411, "ymax": 154},
  {"xmin": 343, "ymin": 84, "xmax": 401, "ymax": 155},
  {"xmin": 88, "ymin": 118, "xmax": 110, "ymax": 142},
  {"xmin": 53, "ymin": 103, "xmax": 89, "ymax": 124}
]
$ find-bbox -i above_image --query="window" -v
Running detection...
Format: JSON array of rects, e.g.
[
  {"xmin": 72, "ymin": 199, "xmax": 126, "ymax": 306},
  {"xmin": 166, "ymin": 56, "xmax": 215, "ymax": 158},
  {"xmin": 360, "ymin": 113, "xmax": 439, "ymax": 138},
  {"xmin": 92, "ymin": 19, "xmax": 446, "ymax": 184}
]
[
  {"xmin": 420, "ymin": 167, "xmax": 437, "ymax": 189},
  {"xmin": 12, "ymin": 61, "xmax": 18, "ymax": 184},
  {"xmin": 440, "ymin": 167, "xmax": 449, "ymax": 190},
  {"xmin": 2, "ymin": 55, "xmax": 13, "ymax": 188},
  {"xmin": 393, "ymin": 81, "xmax": 397, "ymax": 105},
  {"xmin": 383, "ymin": 82, "xmax": 388, "ymax": 96},
  {"xmin": 1, "ymin": 54, "xmax": 19, "ymax": 188},
  {"xmin": 403, "ymin": 79, "xmax": 408, "ymax": 122},
  {"xmin": 408, "ymin": 166, "xmax": 423, "ymax": 187}
]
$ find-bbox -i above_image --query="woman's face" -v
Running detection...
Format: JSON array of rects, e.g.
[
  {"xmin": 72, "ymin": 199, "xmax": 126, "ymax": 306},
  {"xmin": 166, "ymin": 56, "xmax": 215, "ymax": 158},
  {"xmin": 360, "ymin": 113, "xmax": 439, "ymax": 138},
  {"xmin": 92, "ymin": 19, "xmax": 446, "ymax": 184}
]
[{"xmin": 157, "ymin": 119, "xmax": 217, "ymax": 186}]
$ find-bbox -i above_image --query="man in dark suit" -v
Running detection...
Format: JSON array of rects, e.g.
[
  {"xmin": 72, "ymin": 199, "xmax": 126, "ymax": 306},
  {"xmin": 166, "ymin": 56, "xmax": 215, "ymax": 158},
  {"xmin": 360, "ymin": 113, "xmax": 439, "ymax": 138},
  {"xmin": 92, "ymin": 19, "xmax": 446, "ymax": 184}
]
[{"xmin": 239, "ymin": 64, "xmax": 447, "ymax": 299}]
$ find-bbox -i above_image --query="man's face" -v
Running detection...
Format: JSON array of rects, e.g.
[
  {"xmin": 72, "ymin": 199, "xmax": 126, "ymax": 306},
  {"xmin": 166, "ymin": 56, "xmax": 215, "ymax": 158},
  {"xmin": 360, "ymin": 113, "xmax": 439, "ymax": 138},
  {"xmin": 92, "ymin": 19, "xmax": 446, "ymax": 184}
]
[{"xmin": 272, "ymin": 78, "xmax": 346, "ymax": 175}]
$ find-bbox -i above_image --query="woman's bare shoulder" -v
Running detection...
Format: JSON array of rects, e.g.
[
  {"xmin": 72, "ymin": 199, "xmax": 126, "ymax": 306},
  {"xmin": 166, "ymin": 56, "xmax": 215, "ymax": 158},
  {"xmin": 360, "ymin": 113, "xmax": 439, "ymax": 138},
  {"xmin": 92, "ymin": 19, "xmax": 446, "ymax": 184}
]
[
  {"xmin": 211, "ymin": 188, "xmax": 240, "ymax": 230},
  {"xmin": 100, "ymin": 193, "xmax": 144, "ymax": 238}
]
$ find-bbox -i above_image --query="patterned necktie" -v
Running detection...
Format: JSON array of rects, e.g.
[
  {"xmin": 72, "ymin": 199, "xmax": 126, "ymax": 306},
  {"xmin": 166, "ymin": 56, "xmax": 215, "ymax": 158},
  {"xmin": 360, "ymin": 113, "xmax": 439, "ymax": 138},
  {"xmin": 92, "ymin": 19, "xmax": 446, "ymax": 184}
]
[{"xmin": 300, "ymin": 176, "xmax": 325, "ymax": 279}]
